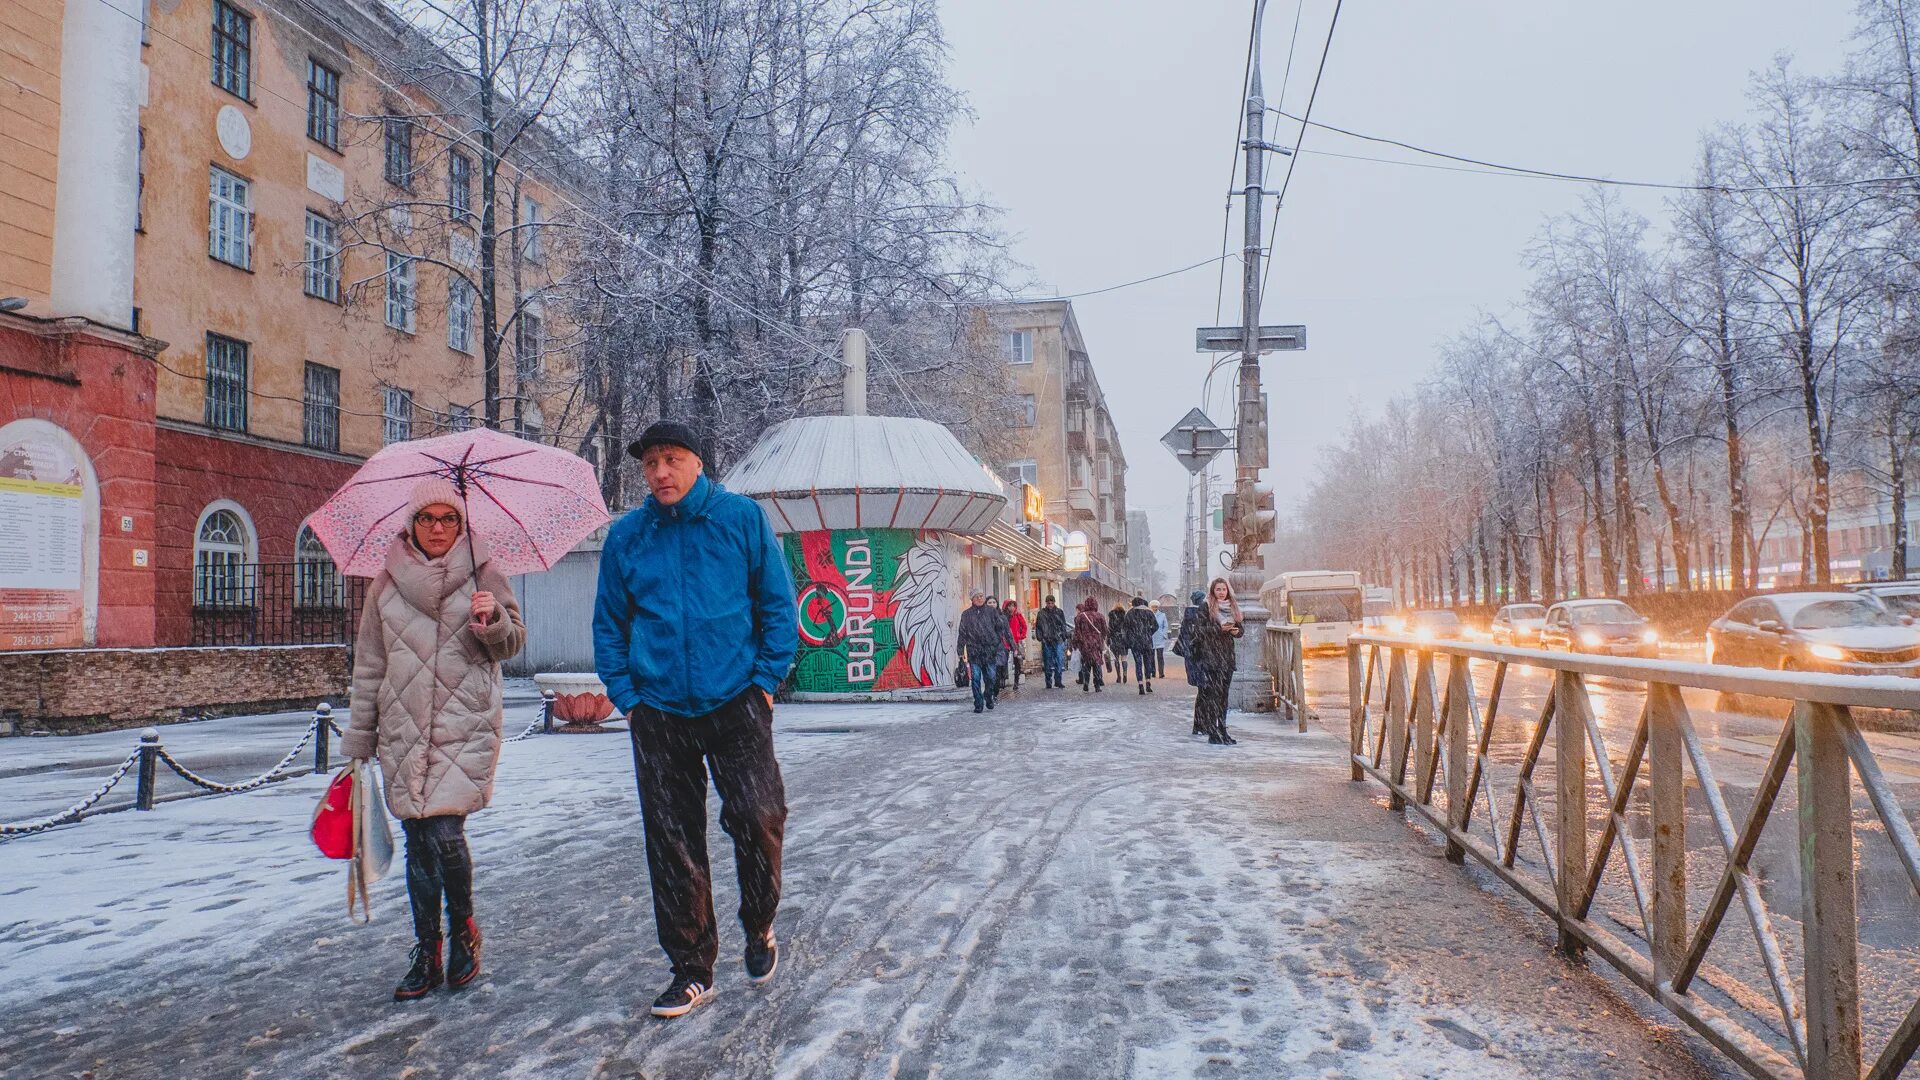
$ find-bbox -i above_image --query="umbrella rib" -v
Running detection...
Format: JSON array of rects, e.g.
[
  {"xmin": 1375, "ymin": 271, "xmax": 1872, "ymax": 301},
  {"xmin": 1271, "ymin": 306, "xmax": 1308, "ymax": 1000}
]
[
  {"xmin": 466, "ymin": 474, "xmax": 549, "ymax": 569},
  {"xmin": 342, "ymin": 503, "xmax": 413, "ymax": 569}
]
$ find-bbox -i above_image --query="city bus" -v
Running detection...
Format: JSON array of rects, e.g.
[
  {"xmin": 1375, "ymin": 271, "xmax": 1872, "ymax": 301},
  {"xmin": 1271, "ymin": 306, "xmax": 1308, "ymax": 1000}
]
[{"xmin": 1260, "ymin": 570, "xmax": 1366, "ymax": 654}]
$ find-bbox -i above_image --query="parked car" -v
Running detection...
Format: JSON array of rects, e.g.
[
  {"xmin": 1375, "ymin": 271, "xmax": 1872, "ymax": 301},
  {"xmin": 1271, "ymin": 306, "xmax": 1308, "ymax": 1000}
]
[
  {"xmin": 1408, "ymin": 609, "xmax": 1466, "ymax": 642},
  {"xmin": 1541, "ymin": 599, "xmax": 1659, "ymax": 657},
  {"xmin": 1707, "ymin": 592, "xmax": 1920, "ymax": 675},
  {"xmin": 1850, "ymin": 580, "xmax": 1920, "ymax": 620},
  {"xmin": 1490, "ymin": 603, "xmax": 1548, "ymax": 646}
]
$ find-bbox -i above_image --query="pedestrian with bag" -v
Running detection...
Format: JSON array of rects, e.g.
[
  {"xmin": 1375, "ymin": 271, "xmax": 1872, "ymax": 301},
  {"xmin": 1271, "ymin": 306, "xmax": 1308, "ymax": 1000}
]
[
  {"xmin": 1034, "ymin": 595, "xmax": 1070, "ymax": 689},
  {"xmin": 1004, "ymin": 598, "xmax": 1030, "ymax": 691},
  {"xmin": 1074, "ymin": 596, "xmax": 1107, "ymax": 692},
  {"xmin": 1186, "ymin": 577, "xmax": 1244, "ymax": 745},
  {"xmin": 985, "ymin": 597, "xmax": 1011, "ymax": 695},
  {"xmin": 342, "ymin": 478, "xmax": 527, "ymax": 1000},
  {"xmin": 1106, "ymin": 603, "xmax": 1131, "ymax": 684},
  {"xmin": 958, "ymin": 590, "xmax": 1011, "ymax": 712},
  {"xmin": 1124, "ymin": 596, "xmax": 1159, "ymax": 694},
  {"xmin": 1150, "ymin": 601, "xmax": 1170, "ymax": 679},
  {"xmin": 1175, "ymin": 589, "xmax": 1206, "ymax": 734},
  {"xmin": 592, "ymin": 421, "xmax": 799, "ymax": 1019}
]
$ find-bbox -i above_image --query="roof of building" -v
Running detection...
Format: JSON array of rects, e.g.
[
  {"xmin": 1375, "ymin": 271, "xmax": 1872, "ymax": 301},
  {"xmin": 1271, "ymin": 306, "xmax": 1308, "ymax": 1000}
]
[{"xmin": 722, "ymin": 414, "xmax": 1009, "ymax": 536}]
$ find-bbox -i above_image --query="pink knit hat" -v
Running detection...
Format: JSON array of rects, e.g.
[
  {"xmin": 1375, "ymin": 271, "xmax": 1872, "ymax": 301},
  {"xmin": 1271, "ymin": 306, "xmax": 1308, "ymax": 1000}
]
[{"xmin": 406, "ymin": 477, "xmax": 466, "ymax": 519}]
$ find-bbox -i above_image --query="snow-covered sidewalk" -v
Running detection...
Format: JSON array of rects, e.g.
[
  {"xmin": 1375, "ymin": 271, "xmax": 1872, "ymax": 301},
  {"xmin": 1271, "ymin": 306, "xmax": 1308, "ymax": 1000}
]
[{"xmin": 0, "ymin": 685, "xmax": 1731, "ymax": 1079}]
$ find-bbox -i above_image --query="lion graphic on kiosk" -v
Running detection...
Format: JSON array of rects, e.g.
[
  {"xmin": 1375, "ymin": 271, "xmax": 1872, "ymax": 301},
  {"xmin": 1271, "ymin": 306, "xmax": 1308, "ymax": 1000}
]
[{"xmin": 892, "ymin": 537, "xmax": 955, "ymax": 687}]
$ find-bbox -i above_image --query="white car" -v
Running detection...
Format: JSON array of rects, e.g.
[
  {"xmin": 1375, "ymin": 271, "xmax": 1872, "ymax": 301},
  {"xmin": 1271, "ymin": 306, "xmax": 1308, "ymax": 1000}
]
[
  {"xmin": 1490, "ymin": 603, "xmax": 1547, "ymax": 646},
  {"xmin": 1851, "ymin": 581, "xmax": 1920, "ymax": 621}
]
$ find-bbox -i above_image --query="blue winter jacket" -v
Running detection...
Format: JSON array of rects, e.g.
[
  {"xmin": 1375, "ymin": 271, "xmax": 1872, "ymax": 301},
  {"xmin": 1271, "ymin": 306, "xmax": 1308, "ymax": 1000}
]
[{"xmin": 592, "ymin": 474, "xmax": 798, "ymax": 718}]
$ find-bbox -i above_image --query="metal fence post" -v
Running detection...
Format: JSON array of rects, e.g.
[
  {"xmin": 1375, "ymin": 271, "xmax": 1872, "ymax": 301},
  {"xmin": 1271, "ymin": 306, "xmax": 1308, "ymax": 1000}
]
[
  {"xmin": 313, "ymin": 702, "xmax": 331, "ymax": 774},
  {"xmin": 541, "ymin": 690, "xmax": 556, "ymax": 734},
  {"xmin": 1385, "ymin": 648, "xmax": 1410, "ymax": 812},
  {"xmin": 1554, "ymin": 671, "xmax": 1588, "ymax": 960},
  {"xmin": 1444, "ymin": 657, "xmax": 1470, "ymax": 864},
  {"xmin": 1648, "ymin": 683, "xmax": 1687, "ymax": 988},
  {"xmin": 1292, "ymin": 632, "xmax": 1307, "ymax": 734},
  {"xmin": 135, "ymin": 728, "xmax": 160, "ymax": 811},
  {"xmin": 1346, "ymin": 642, "xmax": 1364, "ymax": 781},
  {"xmin": 1412, "ymin": 652, "xmax": 1436, "ymax": 804},
  {"xmin": 1796, "ymin": 701, "xmax": 1862, "ymax": 1080}
]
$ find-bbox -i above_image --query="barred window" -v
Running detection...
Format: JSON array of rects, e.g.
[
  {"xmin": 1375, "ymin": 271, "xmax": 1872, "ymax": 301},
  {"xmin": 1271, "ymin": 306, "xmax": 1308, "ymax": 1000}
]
[
  {"xmin": 194, "ymin": 508, "xmax": 253, "ymax": 607},
  {"xmin": 384, "ymin": 252, "xmax": 415, "ymax": 332},
  {"xmin": 383, "ymin": 386, "xmax": 413, "ymax": 445},
  {"xmin": 204, "ymin": 334, "xmax": 248, "ymax": 431},
  {"xmin": 306, "ymin": 60, "xmax": 339, "ymax": 148},
  {"xmin": 208, "ymin": 167, "xmax": 251, "ymax": 269},
  {"xmin": 384, "ymin": 117, "xmax": 412, "ymax": 188},
  {"xmin": 303, "ymin": 362, "xmax": 339, "ymax": 451},
  {"xmin": 449, "ymin": 151, "xmax": 473, "ymax": 219},
  {"xmin": 516, "ymin": 312, "xmax": 544, "ymax": 383},
  {"xmin": 303, "ymin": 212, "xmax": 339, "ymax": 302},
  {"xmin": 448, "ymin": 276, "xmax": 475, "ymax": 353},
  {"xmin": 294, "ymin": 525, "xmax": 343, "ymax": 607},
  {"xmin": 211, "ymin": 0, "xmax": 251, "ymax": 99}
]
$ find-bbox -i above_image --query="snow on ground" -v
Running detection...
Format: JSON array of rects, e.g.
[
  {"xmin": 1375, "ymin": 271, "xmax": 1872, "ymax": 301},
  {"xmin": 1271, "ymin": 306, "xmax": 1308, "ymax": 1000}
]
[{"xmin": 0, "ymin": 684, "xmax": 1736, "ymax": 1079}]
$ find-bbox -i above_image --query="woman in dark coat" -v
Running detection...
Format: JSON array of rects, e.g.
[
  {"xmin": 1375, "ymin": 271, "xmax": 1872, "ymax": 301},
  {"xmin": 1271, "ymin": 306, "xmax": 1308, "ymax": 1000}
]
[
  {"xmin": 1073, "ymin": 596, "xmax": 1107, "ymax": 691},
  {"xmin": 1186, "ymin": 577, "xmax": 1243, "ymax": 744},
  {"xmin": 1106, "ymin": 604, "xmax": 1131, "ymax": 684}
]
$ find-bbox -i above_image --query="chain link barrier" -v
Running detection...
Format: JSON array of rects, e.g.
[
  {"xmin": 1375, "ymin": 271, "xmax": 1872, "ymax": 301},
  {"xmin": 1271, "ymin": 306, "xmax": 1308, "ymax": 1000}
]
[
  {"xmin": 0, "ymin": 750, "xmax": 143, "ymax": 838},
  {"xmin": 154, "ymin": 717, "xmax": 322, "ymax": 795}
]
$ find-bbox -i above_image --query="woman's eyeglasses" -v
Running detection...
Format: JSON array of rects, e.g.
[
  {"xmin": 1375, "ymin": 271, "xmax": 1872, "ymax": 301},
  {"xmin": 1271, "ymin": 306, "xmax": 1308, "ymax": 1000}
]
[{"xmin": 414, "ymin": 512, "xmax": 464, "ymax": 531}]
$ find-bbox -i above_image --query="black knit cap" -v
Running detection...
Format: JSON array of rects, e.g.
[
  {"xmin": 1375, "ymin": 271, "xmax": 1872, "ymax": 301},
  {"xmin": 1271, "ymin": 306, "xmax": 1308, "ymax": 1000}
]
[{"xmin": 627, "ymin": 419, "xmax": 705, "ymax": 462}]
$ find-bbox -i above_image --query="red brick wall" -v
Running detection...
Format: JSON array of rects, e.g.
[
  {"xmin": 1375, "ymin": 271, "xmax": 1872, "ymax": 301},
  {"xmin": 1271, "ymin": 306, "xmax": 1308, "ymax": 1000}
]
[
  {"xmin": 0, "ymin": 316, "xmax": 159, "ymax": 646},
  {"xmin": 0, "ymin": 644, "xmax": 349, "ymax": 733},
  {"xmin": 153, "ymin": 428, "xmax": 359, "ymax": 646}
]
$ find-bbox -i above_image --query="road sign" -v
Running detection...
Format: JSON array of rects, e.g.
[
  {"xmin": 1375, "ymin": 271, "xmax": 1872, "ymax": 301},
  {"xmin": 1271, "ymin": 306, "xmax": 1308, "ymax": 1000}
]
[
  {"xmin": 1160, "ymin": 407, "xmax": 1233, "ymax": 475},
  {"xmin": 1194, "ymin": 325, "xmax": 1307, "ymax": 353}
]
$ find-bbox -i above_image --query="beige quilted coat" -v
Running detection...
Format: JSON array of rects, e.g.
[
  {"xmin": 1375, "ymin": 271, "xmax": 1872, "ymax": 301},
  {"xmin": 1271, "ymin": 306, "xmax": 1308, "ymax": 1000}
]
[{"xmin": 341, "ymin": 532, "xmax": 526, "ymax": 820}]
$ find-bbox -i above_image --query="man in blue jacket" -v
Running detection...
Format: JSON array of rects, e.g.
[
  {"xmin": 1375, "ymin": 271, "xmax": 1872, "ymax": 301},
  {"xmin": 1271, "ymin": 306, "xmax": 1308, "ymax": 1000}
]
[{"xmin": 592, "ymin": 420, "xmax": 798, "ymax": 1020}]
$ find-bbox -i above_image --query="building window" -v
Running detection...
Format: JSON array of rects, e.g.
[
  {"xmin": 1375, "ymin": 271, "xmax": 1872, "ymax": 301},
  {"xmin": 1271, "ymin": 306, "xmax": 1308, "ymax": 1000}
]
[
  {"xmin": 383, "ymin": 386, "xmax": 413, "ymax": 444},
  {"xmin": 306, "ymin": 60, "xmax": 339, "ymax": 149},
  {"xmin": 449, "ymin": 151, "xmax": 473, "ymax": 220},
  {"xmin": 521, "ymin": 196, "xmax": 543, "ymax": 262},
  {"xmin": 516, "ymin": 312, "xmax": 543, "ymax": 382},
  {"xmin": 208, "ymin": 166, "xmax": 252, "ymax": 269},
  {"xmin": 303, "ymin": 212, "xmax": 340, "ymax": 302},
  {"xmin": 384, "ymin": 252, "xmax": 415, "ymax": 332},
  {"xmin": 384, "ymin": 117, "xmax": 413, "ymax": 188},
  {"xmin": 446, "ymin": 403, "xmax": 474, "ymax": 432},
  {"xmin": 519, "ymin": 402, "xmax": 543, "ymax": 442},
  {"xmin": 1004, "ymin": 330, "xmax": 1033, "ymax": 364},
  {"xmin": 204, "ymin": 334, "xmax": 248, "ymax": 431},
  {"xmin": 210, "ymin": 0, "xmax": 251, "ymax": 99},
  {"xmin": 193, "ymin": 506, "xmax": 253, "ymax": 607},
  {"xmin": 448, "ymin": 276, "xmax": 475, "ymax": 353},
  {"xmin": 303, "ymin": 362, "xmax": 339, "ymax": 451},
  {"xmin": 1016, "ymin": 394, "xmax": 1036, "ymax": 426},
  {"xmin": 294, "ymin": 524, "xmax": 343, "ymax": 607},
  {"xmin": 135, "ymin": 127, "xmax": 145, "ymax": 231},
  {"xmin": 1006, "ymin": 460, "xmax": 1038, "ymax": 487}
]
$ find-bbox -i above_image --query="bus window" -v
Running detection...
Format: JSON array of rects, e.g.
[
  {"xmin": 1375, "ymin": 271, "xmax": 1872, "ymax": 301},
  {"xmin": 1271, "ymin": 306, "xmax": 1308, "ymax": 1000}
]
[{"xmin": 1290, "ymin": 589, "xmax": 1361, "ymax": 625}]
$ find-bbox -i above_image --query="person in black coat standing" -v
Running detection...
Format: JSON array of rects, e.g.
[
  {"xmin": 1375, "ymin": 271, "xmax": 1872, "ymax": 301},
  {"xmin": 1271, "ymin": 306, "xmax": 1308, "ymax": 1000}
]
[
  {"xmin": 1034, "ymin": 596, "xmax": 1070, "ymax": 689},
  {"xmin": 1123, "ymin": 596, "xmax": 1158, "ymax": 694},
  {"xmin": 1106, "ymin": 604, "xmax": 1131, "ymax": 684},
  {"xmin": 1185, "ymin": 577, "xmax": 1244, "ymax": 744},
  {"xmin": 1176, "ymin": 589, "xmax": 1206, "ymax": 734}
]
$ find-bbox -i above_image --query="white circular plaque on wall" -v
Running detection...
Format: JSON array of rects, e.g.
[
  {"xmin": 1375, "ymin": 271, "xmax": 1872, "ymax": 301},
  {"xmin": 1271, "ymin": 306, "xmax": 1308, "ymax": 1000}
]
[{"xmin": 216, "ymin": 105, "xmax": 252, "ymax": 160}]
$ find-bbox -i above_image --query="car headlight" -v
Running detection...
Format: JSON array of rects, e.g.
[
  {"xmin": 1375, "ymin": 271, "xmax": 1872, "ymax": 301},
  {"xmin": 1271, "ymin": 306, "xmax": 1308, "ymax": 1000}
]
[
  {"xmin": 1640, "ymin": 628, "xmax": 1659, "ymax": 644},
  {"xmin": 1385, "ymin": 617, "xmax": 1407, "ymax": 633},
  {"xmin": 1413, "ymin": 626, "xmax": 1436, "ymax": 642},
  {"xmin": 1810, "ymin": 643, "xmax": 1847, "ymax": 662},
  {"xmin": 1578, "ymin": 631, "xmax": 1603, "ymax": 647}
]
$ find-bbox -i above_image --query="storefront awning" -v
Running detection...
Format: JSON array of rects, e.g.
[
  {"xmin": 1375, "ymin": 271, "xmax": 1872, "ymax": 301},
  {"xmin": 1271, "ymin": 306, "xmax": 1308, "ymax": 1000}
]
[{"xmin": 983, "ymin": 520, "xmax": 1063, "ymax": 572}]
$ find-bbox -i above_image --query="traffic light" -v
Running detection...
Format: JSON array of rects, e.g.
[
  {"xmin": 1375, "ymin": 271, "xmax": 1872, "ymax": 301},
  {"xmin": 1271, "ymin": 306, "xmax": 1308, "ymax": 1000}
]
[
  {"xmin": 1220, "ymin": 492, "xmax": 1239, "ymax": 546},
  {"xmin": 1244, "ymin": 484, "xmax": 1276, "ymax": 545}
]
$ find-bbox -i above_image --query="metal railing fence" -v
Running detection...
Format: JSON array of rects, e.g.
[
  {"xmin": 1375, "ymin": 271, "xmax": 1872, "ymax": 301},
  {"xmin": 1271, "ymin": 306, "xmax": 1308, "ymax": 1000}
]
[
  {"xmin": 1261, "ymin": 625, "xmax": 1308, "ymax": 732},
  {"xmin": 1342, "ymin": 634, "xmax": 1920, "ymax": 1080},
  {"xmin": 191, "ymin": 562, "xmax": 368, "ymax": 647}
]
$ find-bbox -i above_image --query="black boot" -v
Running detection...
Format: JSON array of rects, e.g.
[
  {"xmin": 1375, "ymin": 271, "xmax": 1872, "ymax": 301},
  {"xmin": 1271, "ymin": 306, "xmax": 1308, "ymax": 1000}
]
[
  {"xmin": 394, "ymin": 939, "xmax": 444, "ymax": 1000},
  {"xmin": 447, "ymin": 917, "xmax": 482, "ymax": 989}
]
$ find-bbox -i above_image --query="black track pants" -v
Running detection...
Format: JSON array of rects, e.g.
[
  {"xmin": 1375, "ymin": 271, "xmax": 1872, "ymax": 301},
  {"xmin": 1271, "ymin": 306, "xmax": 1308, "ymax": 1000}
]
[{"xmin": 402, "ymin": 814, "xmax": 472, "ymax": 943}]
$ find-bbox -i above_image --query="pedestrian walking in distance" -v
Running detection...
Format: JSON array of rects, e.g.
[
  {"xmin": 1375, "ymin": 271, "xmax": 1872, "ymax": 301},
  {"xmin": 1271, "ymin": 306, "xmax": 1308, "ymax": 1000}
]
[
  {"xmin": 1125, "ymin": 596, "xmax": 1159, "ymax": 695},
  {"xmin": 592, "ymin": 420, "xmax": 799, "ymax": 1019},
  {"xmin": 958, "ymin": 590, "xmax": 1011, "ymax": 713},
  {"xmin": 1107, "ymin": 603, "xmax": 1131, "ymax": 684},
  {"xmin": 1186, "ymin": 577, "xmax": 1244, "ymax": 745},
  {"xmin": 1150, "ymin": 601, "xmax": 1170, "ymax": 679},
  {"xmin": 342, "ymin": 478, "xmax": 527, "ymax": 1001},
  {"xmin": 1004, "ymin": 598, "xmax": 1030, "ymax": 691},
  {"xmin": 1074, "ymin": 596, "xmax": 1108, "ymax": 691},
  {"xmin": 1034, "ymin": 595, "xmax": 1070, "ymax": 689},
  {"xmin": 1176, "ymin": 590, "xmax": 1206, "ymax": 734},
  {"xmin": 985, "ymin": 597, "xmax": 1011, "ymax": 695}
]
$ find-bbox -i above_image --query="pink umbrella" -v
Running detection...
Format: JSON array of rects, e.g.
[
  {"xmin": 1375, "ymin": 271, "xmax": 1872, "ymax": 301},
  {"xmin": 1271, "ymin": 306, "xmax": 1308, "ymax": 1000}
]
[{"xmin": 309, "ymin": 429, "xmax": 610, "ymax": 578}]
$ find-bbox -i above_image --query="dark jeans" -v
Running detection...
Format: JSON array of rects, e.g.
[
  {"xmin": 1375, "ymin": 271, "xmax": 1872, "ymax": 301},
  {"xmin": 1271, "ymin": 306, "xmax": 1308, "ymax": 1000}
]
[
  {"xmin": 1132, "ymin": 647, "xmax": 1155, "ymax": 683},
  {"xmin": 629, "ymin": 688, "xmax": 788, "ymax": 984},
  {"xmin": 402, "ymin": 814, "xmax": 473, "ymax": 944},
  {"xmin": 1155, "ymin": 648, "xmax": 1167, "ymax": 678},
  {"xmin": 969, "ymin": 661, "xmax": 997, "ymax": 709},
  {"xmin": 1042, "ymin": 642, "xmax": 1066, "ymax": 684}
]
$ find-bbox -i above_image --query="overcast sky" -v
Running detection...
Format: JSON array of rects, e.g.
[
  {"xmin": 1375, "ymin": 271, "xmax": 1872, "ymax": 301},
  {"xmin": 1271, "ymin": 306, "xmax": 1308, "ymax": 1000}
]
[{"xmin": 939, "ymin": 1, "xmax": 1856, "ymax": 585}]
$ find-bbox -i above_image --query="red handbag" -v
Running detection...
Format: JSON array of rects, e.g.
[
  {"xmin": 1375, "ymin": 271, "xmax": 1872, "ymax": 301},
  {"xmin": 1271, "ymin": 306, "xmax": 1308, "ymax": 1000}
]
[{"xmin": 310, "ymin": 766, "xmax": 356, "ymax": 861}]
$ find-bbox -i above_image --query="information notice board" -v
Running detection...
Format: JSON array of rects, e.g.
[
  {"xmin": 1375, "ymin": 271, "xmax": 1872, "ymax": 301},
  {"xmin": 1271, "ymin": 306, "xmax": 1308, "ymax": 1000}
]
[{"xmin": 0, "ymin": 432, "xmax": 87, "ymax": 649}]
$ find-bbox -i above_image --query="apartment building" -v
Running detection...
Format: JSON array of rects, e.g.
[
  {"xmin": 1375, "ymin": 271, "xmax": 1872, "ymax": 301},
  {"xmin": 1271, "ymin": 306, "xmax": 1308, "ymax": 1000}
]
[
  {"xmin": 0, "ymin": 0, "xmax": 583, "ymax": 649},
  {"xmin": 992, "ymin": 300, "xmax": 1133, "ymax": 591}
]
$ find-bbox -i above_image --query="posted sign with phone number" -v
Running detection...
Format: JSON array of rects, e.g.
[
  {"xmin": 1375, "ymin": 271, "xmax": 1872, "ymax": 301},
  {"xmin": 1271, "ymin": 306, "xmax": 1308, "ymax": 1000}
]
[{"xmin": 0, "ymin": 469, "xmax": 86, "ymax": 650}]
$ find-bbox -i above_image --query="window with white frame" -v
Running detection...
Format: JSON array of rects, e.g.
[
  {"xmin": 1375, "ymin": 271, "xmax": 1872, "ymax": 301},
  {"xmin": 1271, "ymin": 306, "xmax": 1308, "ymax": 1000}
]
[
  {"xmin": 204, "ymin": 333, "xmax": 248, "ymax": 431},
  {"xmin": 449, "ymin": 151, "xmax": 473, "ymax": 220},
  {"xmin": 210, "ymin": 0, "xmax": 251, "ymax": 99},
  {"xmin": 521, "ymin": 196, "xmax": 543, "ymax": 262},
  {"xmin": 1005, "ymin": 460, "xmax": 1038, "ymax": 487},
  {"xmin": 516, "ymin": 312, "xmax": 543, "ymax": 382},
  {"xmin": 445, "ymin": 403, "xmax": 474, "ymax": 432},
  {"xmin": 383, "ymin": 386, "xmax": 413, "ymax": 444},
  {"xmin": 194, "ymin": 506, "xmax": 252, "ymax": 606},
  {"xmin": 448, "ymin": 276, "xmax": 475, "ymax": 353},
  {"xmin": 303, "ymin": 361, "xmax": 338, "ymax": 451},
  {"xmin": 1003, "ymin": 330, "xmax": 1033, "ymax": 364},
  {"xmin": 384, "ymin": 117, "xmax": 412, "ymax": 188},
  {"xmin": 294, "ymin": 524, "xmax": 342, "ymax": 607},
  {"xmin": 303, "ymin": 212, "xmax": 339, "ymax": 302},
  {"xmin": 1016, "ymin": 393, "xmax": 1036, "ymax": 426},
  {"xmin": 306, "ymin": 59, "xmax": 339, "ymax": 149},
  {"xmin": 384, "ymin": 252, "xmax": 415, "ymax": 332},
  {"xmin": 208, "ymin": 166, "xmax": 251, "ymax": 269}
]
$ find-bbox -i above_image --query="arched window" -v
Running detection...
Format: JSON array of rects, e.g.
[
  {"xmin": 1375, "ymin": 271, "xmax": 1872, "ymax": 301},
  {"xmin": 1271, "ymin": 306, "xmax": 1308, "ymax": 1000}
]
[
  {"xmin": 294, "ymin": 524, "xmax": 341, "ymax": 607},
  {"xmin": 193, "ymin": 505, "xmax": 254, "ymax": 607}
]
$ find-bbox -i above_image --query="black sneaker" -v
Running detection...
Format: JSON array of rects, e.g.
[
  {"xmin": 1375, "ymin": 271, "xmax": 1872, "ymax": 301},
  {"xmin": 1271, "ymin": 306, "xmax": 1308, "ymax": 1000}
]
[
  {"xmin": 745, "ymin": 933, "xmax": 778, "ymax": 984},
  {"xmin": 651, "ymin": 976, "xmax": 716, "ymax": 1018}
]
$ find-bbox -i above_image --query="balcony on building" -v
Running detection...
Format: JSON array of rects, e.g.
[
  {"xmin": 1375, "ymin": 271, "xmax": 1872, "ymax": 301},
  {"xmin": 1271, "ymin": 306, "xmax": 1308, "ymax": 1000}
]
[{"xmin": 1067, "ymin": 485, "xmax": 1097, "ymax": 520}]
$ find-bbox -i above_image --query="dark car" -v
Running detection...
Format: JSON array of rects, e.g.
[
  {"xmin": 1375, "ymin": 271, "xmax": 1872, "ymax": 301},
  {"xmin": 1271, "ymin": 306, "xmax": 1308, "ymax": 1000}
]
[
  {"xmin": 1707, "ymin": 592, "xmax": 1920, "ymax": 675},
  {"xmin": 1541, "ymin": 599, "xmax": 1658, "ymax": 658}
]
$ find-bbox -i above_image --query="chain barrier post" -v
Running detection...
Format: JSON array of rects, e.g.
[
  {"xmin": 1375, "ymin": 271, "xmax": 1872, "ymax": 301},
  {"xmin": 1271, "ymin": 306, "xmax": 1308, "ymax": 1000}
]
[
  {"xmin": 313, "ymin": 703, "xmax": 332, "ymax": 774},
  {"xmin": 541, "ymin": 690, "xmax": 556, "ymax": 734},
  {"xmin": 135, "ymin": 728, "xmax": 160, "ymax": 811}
]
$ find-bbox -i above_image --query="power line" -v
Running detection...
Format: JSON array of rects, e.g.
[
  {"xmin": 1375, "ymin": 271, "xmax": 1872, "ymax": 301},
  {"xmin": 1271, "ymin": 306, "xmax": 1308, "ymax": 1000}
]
[
  {"xmin": 1259, "ymin": 0, "xmax": 1343, "ymax": 312},
  {"xmin": 1214, "ymin": 4, "xmax": 1260, "ymax": 326},
  {"xmin": 1269, "ymin": 106, "xmax": 1920, "ymax": 193}
]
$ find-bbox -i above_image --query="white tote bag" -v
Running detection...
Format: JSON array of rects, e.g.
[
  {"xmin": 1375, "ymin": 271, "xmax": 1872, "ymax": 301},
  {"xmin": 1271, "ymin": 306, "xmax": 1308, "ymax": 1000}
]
[{"xmin": 347, "ymin": 760, "xmax": 395, "ymax": 922}]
